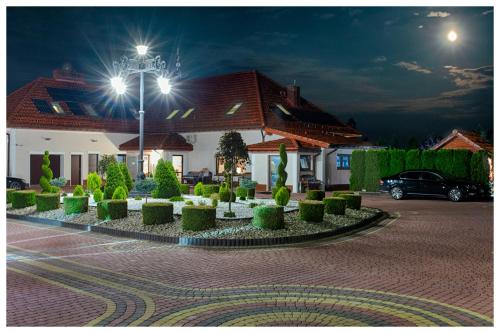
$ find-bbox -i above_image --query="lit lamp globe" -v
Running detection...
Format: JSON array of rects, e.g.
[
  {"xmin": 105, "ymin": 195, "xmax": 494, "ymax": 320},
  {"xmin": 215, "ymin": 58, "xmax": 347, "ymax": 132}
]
[
  {"xmin": 136, "ymin": 45, "xmax": 148, "ymax": 56},
  {"xmin": 157, "ymin": 77, "xmax": 171, "ymax": 94},
  {"xmin": 110, "ymin": 77, "xmax": 126, "ymax": 95}
]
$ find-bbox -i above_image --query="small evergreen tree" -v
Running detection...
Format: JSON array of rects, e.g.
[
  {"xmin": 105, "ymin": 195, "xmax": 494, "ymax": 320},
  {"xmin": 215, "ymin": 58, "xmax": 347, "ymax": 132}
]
[
  {"xmin": 152, "ymin": 159, "xmax": 181, "ymax": 198},
  {"xmin": 112, "ymin": 186, "xmax": 128, "ymax": 200},
  {"xmin": 86, "ymin": 172, "xmax": 102, "ymax": 193},
  {"xmin": 103, "ymin": 162, "xmax": 126, "ymax": 199},
  {"xmin": 40, "ymin": 150, "xmax": 57, "ymax": 193},
  {"xmin": 273, "ymin": 143, "xmax": 288, "ymax": 198},
  {"xmin": 134, "ymin": 177, "xmax": 157, "ymax": 203},
  {"xmin": 118, "ymin": 163, "xmax": 133, "ymax": 192},
  {"xmin": 98, "ymin": 154, "xmax": 117, "ymax": 177}
]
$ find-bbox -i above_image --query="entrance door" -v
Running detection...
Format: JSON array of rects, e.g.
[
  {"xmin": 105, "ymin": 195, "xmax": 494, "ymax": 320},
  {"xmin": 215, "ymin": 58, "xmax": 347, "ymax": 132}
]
[
  {"xmin": 172, "ymin": 155, "xmax": 183, "ymax": 182},
  {"xmin": 71, "ymin": 155, "xmax": 82, "ymax": 185},
  {"xmin": 30, "ymin": 154, "xmax": 61, "ymax": 185}
]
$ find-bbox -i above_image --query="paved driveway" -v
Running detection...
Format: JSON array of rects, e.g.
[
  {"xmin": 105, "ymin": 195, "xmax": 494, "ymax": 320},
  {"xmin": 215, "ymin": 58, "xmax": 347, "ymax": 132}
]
[{"xmin": 6, "ymin": 194, "xmax": 493, "ymax": 326}]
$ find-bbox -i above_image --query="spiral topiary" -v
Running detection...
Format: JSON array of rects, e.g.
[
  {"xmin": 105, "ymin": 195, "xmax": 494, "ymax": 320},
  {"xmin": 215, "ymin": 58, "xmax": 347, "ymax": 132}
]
[
  {"xmin": 273, "ymin": 143, "xmax": 288, "ymax": 198},
  {"xmin": 39, "ymin": 150, "xmax": 57, "ymax": 193}
]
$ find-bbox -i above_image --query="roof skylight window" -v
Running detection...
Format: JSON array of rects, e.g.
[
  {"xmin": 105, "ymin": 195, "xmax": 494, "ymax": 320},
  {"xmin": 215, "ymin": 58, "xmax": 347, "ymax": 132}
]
[
  {"xmin": 166, "ymin": 109, "xmax": 180, "ymax": 120},
  {"xmin": 32, "ymin": 99, "xmax": 53, "ymax": 114},
  {"xmin": 276, "ymin": 104, "xmax": 292, "ymax": 115},
  {"xmin": 181, "ymin": 108, "xmax": 195, "ymax": 119},
  {"xmin": 51, "ymin": 101, "xmax": 65, "ymax": 114},
  {"xmin": 81, "ymin": 103, "xmax": 98, "ymax": 117},
  {"xmin": 227, "ymin": 102, "xmax": 243, "ymax": 115}
]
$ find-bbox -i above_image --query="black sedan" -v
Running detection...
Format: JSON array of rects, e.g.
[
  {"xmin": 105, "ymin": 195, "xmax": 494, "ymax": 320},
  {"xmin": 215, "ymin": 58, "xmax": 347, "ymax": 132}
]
[
  {"xmin": 7, "ymin": 177, "xmax": 28, "ymax": 189},
  {"xmin": 380, "ymin": 169, "xmax": 485, "ymax": 202}
]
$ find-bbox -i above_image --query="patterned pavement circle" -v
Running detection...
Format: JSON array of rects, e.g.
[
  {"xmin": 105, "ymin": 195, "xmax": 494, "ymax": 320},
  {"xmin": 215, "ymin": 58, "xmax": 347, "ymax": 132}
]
[{"xmin": 7, "ymin": 245, "xmax": 492, "ymax": 326}]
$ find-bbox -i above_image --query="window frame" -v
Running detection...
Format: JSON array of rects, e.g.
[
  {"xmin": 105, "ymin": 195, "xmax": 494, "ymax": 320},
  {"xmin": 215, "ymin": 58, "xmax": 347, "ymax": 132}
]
[{"xmin": 336, "ymin": 154, "xmax": 351, "ymax": 170}]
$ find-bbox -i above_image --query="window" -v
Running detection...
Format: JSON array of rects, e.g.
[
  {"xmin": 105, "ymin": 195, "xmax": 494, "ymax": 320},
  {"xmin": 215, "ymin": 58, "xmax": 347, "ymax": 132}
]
[
  {"xmin": 81, "ymin": 104, "xmax": 99, "ymax": 117},
  {"xmin": 166, "ymin": 109, "xmax": 180, "ymax": 120},
  {"xmin": 51, "ymin": 101, "xmax": 66, "ymax": 114},
  {"xmin": 66, "ymin": 101, "xmax": 86, "ymax": 116},
  {"xmin": 276, "ymin": 104, "xmax": 292, "ymax": 115},
  {"xmin": 227, "ymin": 103, "xmax": 243, "ymax": 115},
  {"xmin": 32, "ymin": 99, "xmax": 53, "ymax": 114},
  {"xmin": 88, "ymin": 154, "xmax": 99, "ymax": 173},
  {"xmin": 336, "ymin": 154, "xmax": 351, "ymax": 170},
  {"xmin": 116, "ymin": 154, "xmax": 126, "ymax": 164},
  {"xmin": 420, "ymin": 172, "xmax": 442, "ymax": 181},
  {"xmin": 400, "ymin": 172, "xmax": 421, "ymax": 180},
  {"xmin": 181, "ymin": 108, "xmax": 195, "ymax": 119},
  {"xmin": 216, "ymin": 156, "xmax": 226, "ymax": 175},
  {"xmin": 300, "ymin": 155, "xmax": 312, "ymax": 171}
]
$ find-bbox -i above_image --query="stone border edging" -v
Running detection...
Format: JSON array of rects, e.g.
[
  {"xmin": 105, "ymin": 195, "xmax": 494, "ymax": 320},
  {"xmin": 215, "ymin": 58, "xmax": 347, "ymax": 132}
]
[{"xmin": 7, "ymin": 210, "xmax": 386, "ymax": 247}]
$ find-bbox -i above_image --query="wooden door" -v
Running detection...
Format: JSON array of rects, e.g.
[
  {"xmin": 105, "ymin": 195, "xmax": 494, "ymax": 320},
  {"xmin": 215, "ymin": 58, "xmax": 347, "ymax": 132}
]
[
  {"xmin": 30, "ymin": 154, "xmax": 61, "ymax": 185},
  {"xmin": 71, "ymin": 155, "xmax": 82, "ymax": 185}
]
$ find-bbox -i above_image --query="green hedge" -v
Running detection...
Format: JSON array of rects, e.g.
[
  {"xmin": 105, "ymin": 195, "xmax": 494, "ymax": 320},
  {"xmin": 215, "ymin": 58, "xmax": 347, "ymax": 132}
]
[
  {"xmin": 421, "ymin": 150, "xmax": 436, "ymax": 169},
  {"xmin": 7, "ymin": 189, "xmax": 17, "ymax": 204},
  {"xmin": 389, "ymin": 149, "xmax": 406, "ymax": 176},
  {"xmin": 323, "ymin": 197, "xmax": 346, "ymax": 215},
  {"xmin": 202, "ymin": 185, "xmax": 220, "ymax": 198},
  {"xmin": 180, "ymin": 184, "xmax": 190, "ymax": 194},
  {"xmin": 349, "ymin": 150, "xmax": 365, "ymax": 191},
  {"xmin": 377, "ymin": 150, "xmax": 391, "ymax": 178},
  {"xmin": 181, "ymin": 206, "xmax": 216, "ymax": 231},
  {"xmin": 332, "ymin": 190, "xmax": 354, "ymax": 197},
  {"xmin": 252, "ymin": 205, "xmax": 284, "ymax": 230},
  {"xmin": 435, "ymin": 149, "xmax": 454, "ymax": 177},
  {"xmin": 306, "ymin": 190, "xmax": 325, "ymax": 201},
  {"xmin": 364, "ymin": 150, "xmax": 381, "ymax": 192},
  {"xmin": 405, "ymin": 149, "xmax": 421, "ymax": 170},
  {"xmin": 452, "ymin": 149, "xmax": 472, "ymax": 179},
  {"xmin": 63, "ymin": 196, "xmax": 88, "ymax": 214},
  {"xmin": 299, "ymin": 200, "xmax": 324, "ymax": 222},
  {"xmin": 142, "ymin": 202, "xmax": 173, "ymax": 225},
  {"xmin": 36, "ymin": 193, "xmax": 60, "ymax": 212},
  {"xmin": 470, "ymin": 151, "xmax": 490, "ymax": 186},
  {"xmin": 11, "ymin": 190, "xmax": 36, "ymax": 209},
  {"xmin": 339, "ymin": 194, "xmax": 362, "ymax": 210},
  {"xmin": 97, "ymin": 200, "xmax": 127, "ymax": 220}
]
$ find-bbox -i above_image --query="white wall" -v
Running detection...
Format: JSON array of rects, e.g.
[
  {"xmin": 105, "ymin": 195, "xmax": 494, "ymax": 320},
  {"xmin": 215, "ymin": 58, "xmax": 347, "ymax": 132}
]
[
  {"xmin": 327, "ymin": 148, "xmax": 355, "ymax": 185},
  {"xmin": 8, "ymin": 128, "xmax": 136, "ymax": 184},
  {"xmin": 249, "ymin": 151, "xmax": 299, "ymax": 192}
]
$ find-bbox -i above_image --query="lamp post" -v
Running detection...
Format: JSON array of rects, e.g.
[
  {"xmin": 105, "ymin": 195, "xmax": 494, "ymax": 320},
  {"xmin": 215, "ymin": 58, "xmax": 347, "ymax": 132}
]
[{"xmin": 111, "ymin": 45, "xmax": 179, "ymax": 179}]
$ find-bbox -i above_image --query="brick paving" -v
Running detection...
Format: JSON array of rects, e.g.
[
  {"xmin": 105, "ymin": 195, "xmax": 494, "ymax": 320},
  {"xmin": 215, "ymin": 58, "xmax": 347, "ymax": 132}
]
[{"xmin": 6, "ymin": 194, "xmax": 493, "ymax": 326}]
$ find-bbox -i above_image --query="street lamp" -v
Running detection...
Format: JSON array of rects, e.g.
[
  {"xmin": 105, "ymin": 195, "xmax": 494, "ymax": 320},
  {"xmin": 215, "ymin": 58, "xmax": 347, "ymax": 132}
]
[{"xmin": 111, "ymin": 45, "xmax": 181, "ymax": 179}]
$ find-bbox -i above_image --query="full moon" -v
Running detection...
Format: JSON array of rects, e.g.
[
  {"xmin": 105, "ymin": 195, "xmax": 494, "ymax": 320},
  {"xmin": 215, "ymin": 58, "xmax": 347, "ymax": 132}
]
[{"xmin": 448, "ymin": 30, "xmax": 458, "ymax": 42}]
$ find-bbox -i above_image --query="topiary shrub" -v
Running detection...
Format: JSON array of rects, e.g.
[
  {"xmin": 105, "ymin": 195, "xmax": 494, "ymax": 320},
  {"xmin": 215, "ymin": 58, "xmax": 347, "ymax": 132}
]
[
  {"xmin": 306, "ymin": 190, "xmax": 325, "ymax": 201},
  {"xmin": 86, "ymin": 172, "xmax": 102, "ymax": 193},
  {"xmin": 332, "ymin": 190, "xmax": 354, "ymax": 197},
  {"xmin": 152, "ymin": 159, "xmax": 181, "ymax": 199},
  {"xmin": 134, "ymin": 177, "xmax": 156, "ymax": 203},
  {"xmin": 273, "ymin": 143, "xmax": 288, "ymax": 198},
  {"xmin": 7, "ymin": 189, "xmax": 17, "ymax": 204},
  {"xmin": 247, "ymin": 188, "xmax": 255, "ymax": 199},
  {"xmin": 236, "ymin": 186, "xmax": 247, "ymax": 199},
  {"xmin": 97, "ymin": 200, "xmax": 127, "ymax": 220},
  {"xmin": 112, "ymin": 186, "xmax": 128, "ymax": 200},
  {"xmin": 11, "ymin": 190, "xmax": 36, "ymax": 209},
  {"xmin": 118, "ymin": 162, "xmax": 133, "ymax": 192},
  {"xmin": 97, "ymin": 200, "xmax": 109, "ymax": 220},
  {"xmin": 93, "ymin": 188, "xmax": 103, "ymax": 202},
  {"xmin": 405, "ymin": 149, "xmax": 421, "ymax": 170},
  {"xmin": 349, "ymin": 150, "xmax": 365, "ymax": 191},
  {"xmin": 323, "ymin": 197, "xmax": 346, "ymax": 215},
  {"xmin": 180, "ymin": 184, "xmax": 190, "ymax": 194},
  {"xmin": 142, "ymin": 202, "xmax": 173, "ymax": 225},
  {"xmin": 169, "ymin": 196, "xmax": 184, "ymax": 202},
  {"xmin": 252, "ymin": 205, "xmax": 284, "ymax": 230},
  {"xmin": 39, "ymin": 150, "xmax": 58, "ymax": 193},
  {"xmin": 194, "ymin": 182, "xmax": 204, "ymax": 196},
  {"xmin": 35, "ymin": 193, "xmax": 60, "ymax": 212},
  {"xmin": 218, "ymin": 187, "xmax": 235, "ymax": 202},
  {"xmin": 63, "ymin": 196, "xmax": 88, "ymax": 214},
  {"xmin": 181, "ymin": 206, "xmax": 216, "ymax": 231},
  {"xmin": 202, "ymin": 185, "xmax": 220, "ymax": 198},
  {"xmin": 73, "ymin": 185, "xmax": 84, "ymax": 196},
  {"xmin": 211, "ymin": 197, "xmax": 218, "ymax": 208},
  {"xmin": 104, "ymin": 162, "xmax": 125, "ymax": 199},
  {"xmin": 339, "ymin": 194, "xmax": 362, "ymax": 210},
  {"xmin": 210, "ymin": 193, "xmax": 219, "ymax": 201},
  {"xmin": 299, "ymin": 200, "xmax": 324, "ymax": 223},
  {"xmin": 275, "ymin": 186, "xmax": 290, "ymax": 206}
]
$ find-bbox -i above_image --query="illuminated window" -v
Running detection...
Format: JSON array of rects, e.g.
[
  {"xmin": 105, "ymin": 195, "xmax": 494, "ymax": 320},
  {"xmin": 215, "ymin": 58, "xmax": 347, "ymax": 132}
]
[
  {"xmin": 81, "ymin": 103, "xmax": 98, "ymax": 117},
  {"xmin": 166, "ymin": 109, "xmax": 179, "ymax": 120},
  {"xmin": 336, "ymin": 154, "xmax": 351, "ymax": 170},
  {"xmin": 300, "ymin": 155, "xmax": 312, "ymax": 171},
  {"xmin": 227, "ymin": 103, "xmax": 243, "ymax": 115},
  {"xmin": 50, "ymin": 101, "xmax": 65, "ymax": 114},
  {"xmin": 181, "ymin": 108, "xmax": 195, "ymax": 119},
  {"xmin": 276, "ymin": 104, "xmax": 291, "ymax": 115}
]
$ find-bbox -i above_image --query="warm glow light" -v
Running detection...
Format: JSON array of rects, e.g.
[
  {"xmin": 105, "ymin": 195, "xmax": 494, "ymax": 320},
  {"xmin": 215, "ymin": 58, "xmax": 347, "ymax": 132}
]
[
  {"xmin": 448, "ymin": 30, "xmax": 458, "ymax": 42},
  {"xmin": 136, "ymin": 45, "xmax": 148, "ymax": 55},
  {"xmin": 110, "ymin": 76, "xmax": 126, "ymax": 95},
  {"xmin": 157, "ymin": 76, "xmax": 171, "ymax": 94}
]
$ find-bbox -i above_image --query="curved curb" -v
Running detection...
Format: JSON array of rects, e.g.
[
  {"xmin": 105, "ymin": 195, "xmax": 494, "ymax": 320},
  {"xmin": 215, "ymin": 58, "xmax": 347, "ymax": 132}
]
[{"xmin": 7, "ymin": 210, "xmax": 387, "ymax": 248}]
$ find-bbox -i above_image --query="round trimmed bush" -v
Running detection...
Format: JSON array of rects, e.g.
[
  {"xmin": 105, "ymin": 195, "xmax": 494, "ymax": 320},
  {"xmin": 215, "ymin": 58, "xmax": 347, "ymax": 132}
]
[
  {"xmin": 180, "ymin": 184, "xmax": 190, "ymax": 194},
  {"xmin": 275, "ymin": 186, "xmax": 290, "ymax": 206},
  {"xmin": 97, "ymin": 200, "xmax": 127, "ymax": 220},
  {"xmin": 181, "ymin": 206, "xmax": 216, "ymax": 231},
  {"xmin": 36, "ymin": 193, "xmax": 60, "ymax": 212},
  {"xmin": 236, "ymin": 186, "xmax": 247, "ymax": 199},
  {"xmin": 299, "ymin": 200, "xmax": 324, "ymax": 222},
  {"xmin": 194, "ymin": 182, "xmax": 204, "ymax": 196},
  {"xmin": 323, "ymin": 197, "xmax": 346, "ymax": 215},
  {"xmin": 202, "ymin": 185, "xmax": 220, "ymax": 198},
  {"xmin": 7, "ymin": 189, "xmax": 17, "ymax": 204},
  {"xmin": 252, "ymin": 205, "xmax": 284, "ymax": 230},
  {"xmin": 63, "ymin": 196, "xmax": 88, "ymax": 214},
  {"xmin": 306, "ymin": 190, "xmax": 325, "ymax": 201},
  {"xmin": 332, "ymin": 190, "xmax": 354, "ymax": 197},
  {"xmin": 340, "ymin": 194, "xmax": 362, "ymax": 210},
  {"xmin": 247, "ymin": 188, "xmax": 255, "ymax": 199},
  {"xmin": 11, "ymin": 190, "xmax": 36, "ymax": 209},
  {"xmin": 142, "ymin": 202, "xmax": 173, "ymax": 225}
]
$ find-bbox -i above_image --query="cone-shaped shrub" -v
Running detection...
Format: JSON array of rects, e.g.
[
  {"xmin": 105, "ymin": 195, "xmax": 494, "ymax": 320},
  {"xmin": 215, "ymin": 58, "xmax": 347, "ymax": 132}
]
[
  {"xmin": 104, "ymin": 162, "xmax": 125, "ymax": 199},
  {"xmin": 181, "ymin": 206, "xmax": 216, "ymax": 231},
  {"xmin": 112, "ymin": 186, "xmax": 128, "ymax": 200},
  {"xmin": 142, "ymin": 202, "xmax": 173, "ymax": 225},
  {"xmin": 12, "ymin": 190, "xmax": 36, "ymax": 209},
  {"xmin": 323, "ymin": 197, "xmax": 346, "ymax": 215},
  {"xmin": 36, "ymin": 193, "xmax": 60, "ymax": 212},
  {"xmin": 86, "ymin": 172, "xmax": 102, "ymax": 193},
  {"xmin": 73, "ymin": 185, "xmax": 84, "ymax": 196},
  {"xmin": 153, "ymin": 159, "xmax": 181, "ymax": 198},
  {"xmin": 275, "ymin": 186, "xmax": 290, "ymax": 206},
  {"xmin": 194, "ymin": 182, "xmax": 204, "ymax": 196},
  {"xmin": 118, "ymin": 163, "xmax": 133, "ymax": 192},
  {"xmin": 299, "ymin": 200, "xmax": 324, "ymax": 222},
  {"xmin": 92, "ymin": 188, "xmax": 103, "ymax": 202},
  {"xmin": 252, "ymin": 205, "xmax": 284, "ymax": 229},
  {"xmin": 339, "ymin": 194, "xmax": 362, "ymax": 210},
  {"xmin": 306, "ymin": 190, "xmax": 325, "ymax": 201},
  {"xmin": 64, "ymin": 196, "xmax": 88, "ymax": 214}
]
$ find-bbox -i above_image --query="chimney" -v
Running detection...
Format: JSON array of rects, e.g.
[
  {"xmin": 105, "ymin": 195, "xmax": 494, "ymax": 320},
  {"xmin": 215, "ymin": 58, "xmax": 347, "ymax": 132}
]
[{"xmin": 286, "ymin": 83, "xmax": 300, "ymax": 107}]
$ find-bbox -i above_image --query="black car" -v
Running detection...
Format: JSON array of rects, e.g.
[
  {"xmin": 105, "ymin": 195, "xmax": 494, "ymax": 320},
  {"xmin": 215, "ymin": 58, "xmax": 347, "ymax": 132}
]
[
  {"xmin": 7, "ymin": 177, "xmax": 28, "ymax": 189},
  {"xmin": 380, "ymin": 169, "xmax": 485, "ymax": 202}
]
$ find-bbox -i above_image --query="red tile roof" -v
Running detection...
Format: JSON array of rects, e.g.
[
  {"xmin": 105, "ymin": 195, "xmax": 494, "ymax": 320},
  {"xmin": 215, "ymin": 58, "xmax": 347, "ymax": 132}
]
[
  {"xmin": 118, "ymin": 133, "xmax": 193, "ymax": 151},
  {"xmin": 432, "ymin": 129, "xmax": 493, "ymax": 154},
  {"xmin": 8, "ymin": 69, "xmax": 361, "ymax": 146},
  {"xmin": 247, "ymin": 138, "xmax": 321, "ymax": 152}
]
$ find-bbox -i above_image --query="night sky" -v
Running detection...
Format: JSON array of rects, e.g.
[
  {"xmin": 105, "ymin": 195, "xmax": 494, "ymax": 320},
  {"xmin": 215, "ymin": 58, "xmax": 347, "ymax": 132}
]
[{"xmin": 7, "ymin": 7, "xmax": 493, "ymax": 144}]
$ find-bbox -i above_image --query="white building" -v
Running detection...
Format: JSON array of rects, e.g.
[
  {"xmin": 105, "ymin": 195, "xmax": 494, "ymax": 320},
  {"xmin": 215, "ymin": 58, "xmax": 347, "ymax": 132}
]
[{"xmin": 7, "ymin": 66, "xmax": 374, "ymax": 192}]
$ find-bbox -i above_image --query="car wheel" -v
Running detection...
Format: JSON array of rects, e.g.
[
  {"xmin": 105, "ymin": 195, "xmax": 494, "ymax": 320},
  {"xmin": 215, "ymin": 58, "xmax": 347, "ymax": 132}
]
[
  {"xmin": 390, "ymin": 186, "xmax": 404, "ymax": 200},
  {"xmin": 448, "ymin": 188, "xmax": 462, "ymax": 202},
  {"xmin": 10, "ymin": 181, "xmax": 24, "ymax": 190}
]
